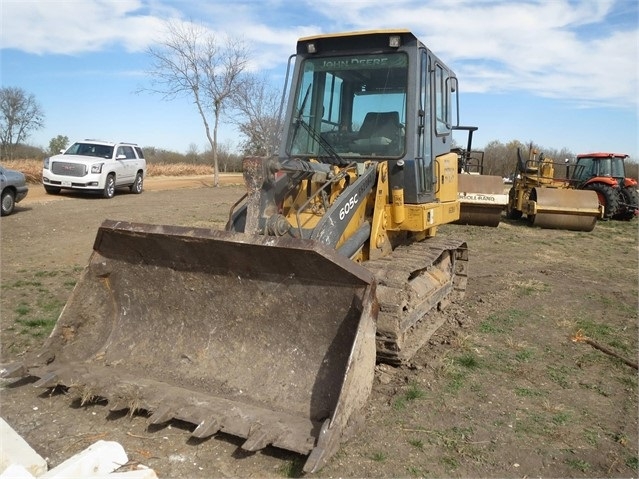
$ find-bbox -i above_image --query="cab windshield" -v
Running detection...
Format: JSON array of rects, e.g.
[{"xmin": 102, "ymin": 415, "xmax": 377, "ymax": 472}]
[
  {"xmin": 287, "ymin": 52, "xmax": 408, "ymax": 160},
  {"xmin": 611, "ymin": 157, "xmax": 626, "ymax": 178}
]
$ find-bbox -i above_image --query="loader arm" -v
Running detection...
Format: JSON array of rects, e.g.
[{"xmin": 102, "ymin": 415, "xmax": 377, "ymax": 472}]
[{"xmin": 229, "ymin": 156, "xmax": 378, "ymax": 256}]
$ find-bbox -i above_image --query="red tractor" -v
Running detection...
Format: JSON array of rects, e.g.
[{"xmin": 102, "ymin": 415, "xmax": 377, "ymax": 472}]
[{"xmin": 570, "ymin": 152, "xmax": 638, "ymax": 220}]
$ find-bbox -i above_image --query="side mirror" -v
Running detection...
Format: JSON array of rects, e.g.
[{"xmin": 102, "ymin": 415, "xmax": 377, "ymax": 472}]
[{"xmin": 116, "ymin": 154, "xmax": 127, "ymax": 160}]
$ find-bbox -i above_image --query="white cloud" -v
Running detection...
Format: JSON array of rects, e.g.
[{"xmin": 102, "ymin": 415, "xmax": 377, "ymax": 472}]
[
  {"xmin": 1, "ymin": 0, "xmax": 168, "ymax": 54},
  {"xmin": 1, "ymin": 0, "xmax": 636, "ymax": 108},
  {"xmin": 299, "ymin": 0, "xmax": 638, "ymax": 109},
  {"xmin": 455, "ymin": 6, "xmax": 637, "ymax": 107}
]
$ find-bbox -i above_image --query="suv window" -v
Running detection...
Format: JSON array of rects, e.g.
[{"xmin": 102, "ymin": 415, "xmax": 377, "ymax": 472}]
[
  {"xmin": 134, "ymin": 146, "xmax": 145, "ymax": 159},
  {"xmin": 117, "ymin": 146, "xmax": 136, "ymax": 159},
  {"xmin": 66, "ymin": 142, "xmax": 113, "ymax": 159}
]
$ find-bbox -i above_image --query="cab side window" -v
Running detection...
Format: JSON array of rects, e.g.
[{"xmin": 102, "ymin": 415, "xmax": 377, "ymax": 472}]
[
  {"xmin": 434, "ymin": 63, "xmax": 450, "ymax": 135},
  {"xmin": 117, "ymin": 146, "xmax": 136, "ymax": 159}
]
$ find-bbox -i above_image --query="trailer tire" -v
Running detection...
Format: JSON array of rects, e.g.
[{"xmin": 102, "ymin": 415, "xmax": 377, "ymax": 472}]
[{"xmin": 583, "ymin": 183, "xmax": 619, "ymax": 220}]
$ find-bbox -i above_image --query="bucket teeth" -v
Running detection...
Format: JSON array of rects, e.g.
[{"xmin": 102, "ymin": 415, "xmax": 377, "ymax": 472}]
[
  {"xmin": 0, "ymin": 362, "xmax": 26, "ymax": 379},
  {"xmin": 149, "ymin": 405, "xmax": 174, "ymax": 425},
  {"xmin": 191, "ymin": 418, "xmax": 221, "ymax": 439},
  {"xmin": 108, "ymin": 401, "xmax": 129, "ymax": 412},
  {"xmin": 33, "ymin": 371, "xmax": 59, "ymax": 388},
  {"xmin": 242, "ymin": 424, "xmax": 278, "ymax": 451}
]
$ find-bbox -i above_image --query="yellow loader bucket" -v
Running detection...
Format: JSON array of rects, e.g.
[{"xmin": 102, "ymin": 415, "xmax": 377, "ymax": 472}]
[
  {"xmin": 530, "ymin": 188, "xmax": 601, "ymax": 232},
  {"xmin": 2, "ymin": 220, "xmax": 378, "ymax": 473}
]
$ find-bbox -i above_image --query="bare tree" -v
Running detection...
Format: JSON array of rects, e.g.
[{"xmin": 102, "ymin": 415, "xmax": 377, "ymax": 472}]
[
  {"xmin": 0, "ymin": 87, "xmax": 45, "ymax": 160},
  {"xmin": 626, "ymin": 160, "xmax": 639, "ymax": 180},
  {"xmin": 185, "ymin": 142, "xmax": 200, "ymax": 163},
  {"xmin": 143, "ymin": 21, "xmax": 250, "ymax": 186},
  {"xmin": 206, "ymin": 139, "xmax": 242, "ymax": 172},
  {"xmin": 231, "ymin": 74, "xmax": 283, "ymax": 156},
  {"xmin": 483, "ymin": 139, "xmax": 528, "ymax": 177},
  {"xmin": 481, "ymin": 139, "xmax": 576, "ymax": 179}
]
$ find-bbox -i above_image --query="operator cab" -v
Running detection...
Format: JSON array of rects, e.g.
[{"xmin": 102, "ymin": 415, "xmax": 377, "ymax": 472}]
[
  {"xmin": 280, "ymin": 30, "xmax": 459, "ymax": 203},
  {"xmin": 572, "ymin": 153, "xmax": 630, "ymax": 185},
  {"xmin": 288, "ymin": 52, "xmax": 407, "ymax": 159}
]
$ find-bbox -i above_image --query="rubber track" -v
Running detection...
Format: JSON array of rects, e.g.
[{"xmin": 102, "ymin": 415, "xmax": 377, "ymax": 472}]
[{"xmin": 364, "ymin": 236, "xmax": 468, "ymax": 365}]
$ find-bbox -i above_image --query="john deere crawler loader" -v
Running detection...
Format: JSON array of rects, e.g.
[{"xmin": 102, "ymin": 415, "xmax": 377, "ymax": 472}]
[{"xmin": 2, "ymin": 30, "xmax": 471, "ymax": 472}]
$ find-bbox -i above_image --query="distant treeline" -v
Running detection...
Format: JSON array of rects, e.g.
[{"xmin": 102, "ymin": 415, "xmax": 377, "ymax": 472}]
[
  {"xmin": 8, "ymin": 141, "xmax": 639, "ymax": 180},
  {"xmin": 10, "ymin": 143, "xmax": 244, "ymax": 173}
]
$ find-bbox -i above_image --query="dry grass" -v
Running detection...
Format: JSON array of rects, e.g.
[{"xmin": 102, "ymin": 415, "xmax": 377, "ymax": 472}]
[
  {"xmin": 2, "ymin": 159, "xmax": 214, "ymax": 183},
  {"xmin": 3, "ymin": 159, "xmax": 43, "ymax": 183},
  {"xmin": 146, "ymin": 163, "xmax": 213, "ymax": 177}
]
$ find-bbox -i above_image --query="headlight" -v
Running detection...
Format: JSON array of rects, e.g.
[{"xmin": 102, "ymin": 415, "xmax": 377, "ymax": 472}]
[
  {"xmin": 91, "ymin": 163, "xmax": 103, "ymax": 174},
  {"xmin": 43, "ymin": 157, "xmax": 50, "ymax": 169}
]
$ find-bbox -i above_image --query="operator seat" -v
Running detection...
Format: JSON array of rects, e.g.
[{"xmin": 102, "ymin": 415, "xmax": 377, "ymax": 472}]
[
  {"xmin": 358, "ymin": 112, "xmax": 401, "ymax": 142},
  {"xmin": 517, "ymin": 147, "xmax": 538, "ymax": 174},
  {"xmin": 355, "ymin": 111, "xmax": 403, "ymax": 155}
]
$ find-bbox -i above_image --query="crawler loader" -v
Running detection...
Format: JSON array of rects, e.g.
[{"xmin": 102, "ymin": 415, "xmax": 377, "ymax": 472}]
[
  {"xmin": 2, "ymin": 30, "xmax": 470, "ymax": 472},
  {"xmin": 506, "ymin": 145, "xmax": 602, "ymax": 231}
]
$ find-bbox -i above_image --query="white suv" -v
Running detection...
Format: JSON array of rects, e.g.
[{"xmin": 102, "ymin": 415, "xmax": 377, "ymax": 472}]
[{"xmin": 43, "ymin": 140, "xmax": 146, "ymax": 198}]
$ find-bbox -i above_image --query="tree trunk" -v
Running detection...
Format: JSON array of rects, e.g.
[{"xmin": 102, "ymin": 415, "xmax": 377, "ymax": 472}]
[
  {"xmin": 213, "ymin": 109, "xmax": 220, "ymax": 187},
  {"xmin": 193, "ymin": 95, "xmax": 218, "ymax": 188}
]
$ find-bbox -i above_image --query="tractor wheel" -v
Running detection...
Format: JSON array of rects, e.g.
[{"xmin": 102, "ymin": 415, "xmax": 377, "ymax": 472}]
[
  {"xmin": 615, "ymin": 186, "xmax": 639, "ymax": 221},
  {"xmin": 583, "ymin": 183, "xmax": 619, "ymax": 220}
]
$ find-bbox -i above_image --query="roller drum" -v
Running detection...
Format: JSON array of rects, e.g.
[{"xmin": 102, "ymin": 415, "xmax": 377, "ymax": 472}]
[{"xmin": 531, "ymin": 188, "xmax": 599, "ymax": 232}]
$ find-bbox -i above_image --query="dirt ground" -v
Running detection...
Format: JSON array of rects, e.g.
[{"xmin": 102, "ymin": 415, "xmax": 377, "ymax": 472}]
[{"xmin": 1, "ymin": 176, "xmax": 637, "ymax": 478}]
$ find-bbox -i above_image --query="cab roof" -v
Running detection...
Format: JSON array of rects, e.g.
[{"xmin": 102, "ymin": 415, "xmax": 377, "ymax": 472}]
[
  {"xmin": 298, "ymin": 29, "xmax": 412, "ymax": 42},
  {"xmin": 577, "ymin": 152, "xmax": 628, "ymax": 159}
]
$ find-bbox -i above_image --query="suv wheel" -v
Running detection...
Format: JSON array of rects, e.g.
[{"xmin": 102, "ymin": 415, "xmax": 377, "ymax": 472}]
[
  {"xmin": 103, "ymin": 174, "xmax": 116, "ymax": 199},
  {"xmin": 1, "ymin": 190, "xmax": 15, "ymax": 216},
  {"xmin": 130, "ymin": 172, "xmax": 143, "ymax": 194}
]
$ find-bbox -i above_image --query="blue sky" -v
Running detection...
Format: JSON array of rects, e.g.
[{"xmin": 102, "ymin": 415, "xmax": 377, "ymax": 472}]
[{"xmin": 1, "ymin": 0, "xmax": 637, "ymax": 160}]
